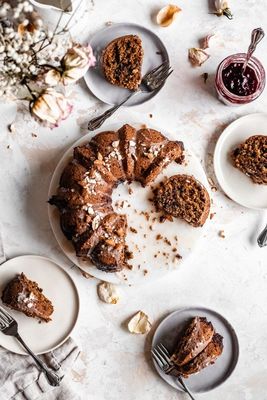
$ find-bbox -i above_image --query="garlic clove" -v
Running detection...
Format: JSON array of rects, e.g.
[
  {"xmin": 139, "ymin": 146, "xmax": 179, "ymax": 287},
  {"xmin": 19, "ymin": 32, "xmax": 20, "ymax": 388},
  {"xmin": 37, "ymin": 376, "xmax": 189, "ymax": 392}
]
[
  {"xmin": 128, "ymin": 311, "xmax": 152, "ymax": 334},
  {"xmin": 188, "ymin": 48, "xmax": 210, "ymax": 67},
  {"xmin": 156, "ymin": 4, "xmax": 182, "ymax": 27},
  {"xmin": 97, "ymin": 282, "xmax": 120, "ymax": 304},
  {"xmin": 200, "ymin": 34, "xmax": 215, "ymax": 50}
]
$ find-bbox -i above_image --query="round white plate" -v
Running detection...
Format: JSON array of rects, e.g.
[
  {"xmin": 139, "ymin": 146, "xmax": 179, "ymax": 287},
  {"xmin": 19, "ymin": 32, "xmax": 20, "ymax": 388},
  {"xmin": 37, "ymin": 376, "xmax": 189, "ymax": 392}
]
[
  {"xmin": 214, "ymin": 113, "xmax": 267, "ymax": 210},
  {"xmin": 85, "ymin": 23, "xmax": 169, "ymax": 106},
  {"xmin": 0, "ymin": 255, "xmax": 79, "ymax": 355},
  {"xmin": 152, "ymin": 307, "xmax": 239, "ymax": 393},
  {"xmin": 48, "ymin": 122, "xmax": 211, "ymax": 285}
]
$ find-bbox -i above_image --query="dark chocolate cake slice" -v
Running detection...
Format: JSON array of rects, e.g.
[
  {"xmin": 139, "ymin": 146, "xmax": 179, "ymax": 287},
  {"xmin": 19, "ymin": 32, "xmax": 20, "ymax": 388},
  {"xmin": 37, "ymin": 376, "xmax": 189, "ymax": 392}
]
[
  {"xmin": 1, "ymin": 273, "xmax": 54, "ymax": 322},
  {"xmin": 102, "ymin": 35, "xmax": 143, "ymax": 90},
  {"xmin": 231, "ymin": 135, "xmax": 267, "ymax": 184}
]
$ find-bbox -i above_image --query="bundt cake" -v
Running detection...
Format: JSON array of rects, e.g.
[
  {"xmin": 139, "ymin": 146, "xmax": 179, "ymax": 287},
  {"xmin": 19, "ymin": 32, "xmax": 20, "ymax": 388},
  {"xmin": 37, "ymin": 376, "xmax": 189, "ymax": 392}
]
[
  {"xmin": 49, "ymin": 124, "xmax": 184, "ymax": 273},
  {"xmin": 102, "ymin": 35, "xmax": 144, "ymax": 90},
  {"xmin": 171, "ymin": 316, "xmax": 224, "ymax": 378},
  {"xmin": 153, "ymin": 175, "xmax": 210, "ymax": 227},
  {"xmin": 231, "ymin": 135, "xmax": 267, "ymax": 184},
  {"xmin": 1, "ymin": 273, "xmax": 54, "ymax": 322},
  {"xmin": 171, "ymin": 316, "xmax": 214, "ymax": 367}
]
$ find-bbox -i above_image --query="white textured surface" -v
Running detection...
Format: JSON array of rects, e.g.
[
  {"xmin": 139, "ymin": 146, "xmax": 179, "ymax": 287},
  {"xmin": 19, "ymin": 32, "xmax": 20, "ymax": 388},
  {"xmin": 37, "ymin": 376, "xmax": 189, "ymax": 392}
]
[{"xmin": 0, "ymin": 0, "xmax": 267, "ymax": 399}]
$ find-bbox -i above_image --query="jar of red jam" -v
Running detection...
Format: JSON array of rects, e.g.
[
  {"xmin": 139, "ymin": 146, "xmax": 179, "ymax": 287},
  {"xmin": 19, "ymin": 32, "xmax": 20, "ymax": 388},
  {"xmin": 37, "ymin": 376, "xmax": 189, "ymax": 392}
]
[{"xmin": 215, "ymin": 53, "xmax": 265, "ymax": 105}]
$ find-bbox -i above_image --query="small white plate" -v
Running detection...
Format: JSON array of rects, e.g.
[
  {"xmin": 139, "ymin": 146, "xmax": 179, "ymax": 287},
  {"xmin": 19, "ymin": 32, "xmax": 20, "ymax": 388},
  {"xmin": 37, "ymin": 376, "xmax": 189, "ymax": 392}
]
[
  {"xmin": 48, "ymin": 122, "xmax": 211, "ymax": 286},
  {"xmin": 152, "ymin": 307, "xmax": 239, "ymax": 393},
  {"xmin": 214, "ymin": 113, "xmax": 267, "ymax": 210},
  {"xmin": 85, "ymin": 23, "xmax": 169, "ymax": 106},
  {"xmin": 0, "ymin": 255, "xmax": 79, "ymax": 355}
]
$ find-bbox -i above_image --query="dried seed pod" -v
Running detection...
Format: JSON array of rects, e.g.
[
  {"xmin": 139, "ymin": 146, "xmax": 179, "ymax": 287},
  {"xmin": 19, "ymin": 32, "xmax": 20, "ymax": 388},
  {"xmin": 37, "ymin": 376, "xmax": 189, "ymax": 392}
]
[{"xmin": 156, "ymin": 5, "xmax": 182, "ymax": 27}]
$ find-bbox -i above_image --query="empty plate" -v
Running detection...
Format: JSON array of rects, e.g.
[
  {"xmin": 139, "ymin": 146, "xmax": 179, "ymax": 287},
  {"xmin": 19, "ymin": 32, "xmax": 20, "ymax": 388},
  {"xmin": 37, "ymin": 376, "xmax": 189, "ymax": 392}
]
[
  {"xmin": 84, "ymin": 23, "xmax": 169, "ymax": 106},
  {"xmin": 152, "ymin": 307, "xmax": 239, "ymax": 393},
  {"xmin": 0, "ymin": 255, "xmax": 79, "ymax": 355},
  {"xmin": 214, "ymin": 113, "xmax": 267, "ymax": 210}
]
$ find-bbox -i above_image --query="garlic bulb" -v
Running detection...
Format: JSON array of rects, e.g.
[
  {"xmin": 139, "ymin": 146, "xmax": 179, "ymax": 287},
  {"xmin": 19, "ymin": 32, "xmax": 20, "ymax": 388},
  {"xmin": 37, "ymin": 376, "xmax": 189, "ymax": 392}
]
[{"xmin": 214, "ymin": 0, "xmax": 233, "ymax": 19}]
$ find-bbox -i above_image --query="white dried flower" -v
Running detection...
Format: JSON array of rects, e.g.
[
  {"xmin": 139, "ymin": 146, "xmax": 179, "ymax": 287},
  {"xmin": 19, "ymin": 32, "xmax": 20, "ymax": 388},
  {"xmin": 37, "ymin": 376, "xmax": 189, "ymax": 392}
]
[
  {"xmin": 30, "ymin": 88, "xmax": 73, "ymax": 128},
  {"xmin": 128, "ymin": 311, "xmax": 152, "ymax": 334},
  {"xmin": 97, "ymin": 282, "xmax": 120, "ymax": 304},
  {"xmin": 61, "ymin": 44, "xmax": 96, "ymax": 85},
  {"xmin": 188, "ymin": 48, "xmax": 210, "ymax": 67}
]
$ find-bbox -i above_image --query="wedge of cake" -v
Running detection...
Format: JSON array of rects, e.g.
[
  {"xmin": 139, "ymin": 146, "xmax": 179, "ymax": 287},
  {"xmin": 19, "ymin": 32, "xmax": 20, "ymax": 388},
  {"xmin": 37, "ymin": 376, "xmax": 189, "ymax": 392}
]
[
  {"xmin": 102, "ymin": 35, "xmax": 143, "ymax": 90},
  {"xmin": 178, "ymin": 333, "xmax": 224, "ymax": 378},
  {"xmin": 1, "ymin": 273, "xmax": 54, "ymax": 322},
  {"xmin": 231, "ymin": 135, "xmax": 267, "ymax": 184},
  {"xmin": 153, "ymin": 175, "xmax": 210, "ymax": 227},
  {"xmin": 171, "ymin": 316, "xmax": 214, "ymax": 367}
]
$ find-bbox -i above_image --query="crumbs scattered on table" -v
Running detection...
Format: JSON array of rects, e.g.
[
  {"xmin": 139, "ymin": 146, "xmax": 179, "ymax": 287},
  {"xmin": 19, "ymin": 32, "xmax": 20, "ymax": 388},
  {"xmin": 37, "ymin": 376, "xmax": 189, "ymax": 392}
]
[
  {"xmin": 164, "ymin": 237, "xmax": 172, "ymax": 246},
  {"xmin": 210, "ymin": 212, "xmax": 216, "ymax": 220},
  {"xmin": 31, "ymin": 133, "xmax": 37, "ymax": 138},
  {"xmin": 219, "ymin": 230, "xmax": 225, "ymax": 238},
  {"xmin": 172, "ymin": 247, "xmax": 177, "ymax": 252},
  {"xmin": 143, "ymin": 269, "xmax": 148, "ymax": 276},
  {"xmin": 128, "ymin": 186, "xmax": 133, "ymax": 195},
  {"xmin": 6, "ymin": 144, "xmax": 11, "ymax": 149},
  {"xmin": 156, "ymin": 234, "xmax": 163, "ymax": 240},
  {"xmin": 8, "ymin": 123, "xmax": 16, "ymax": 133},
  {"xmin": 149, "ymin": 113, "xmax": 153, "ymax": 118},
  {"xmin": 202, "ymin": 72, "xmax": 209, "ymax": 83}
]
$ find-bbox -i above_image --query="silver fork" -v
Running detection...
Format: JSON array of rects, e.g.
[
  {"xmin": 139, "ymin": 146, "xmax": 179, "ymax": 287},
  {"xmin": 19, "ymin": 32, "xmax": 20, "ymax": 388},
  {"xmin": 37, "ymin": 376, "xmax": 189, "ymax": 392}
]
[
  {"xmin": 88, "ymin": 61, "xmax": 173, "ymax": 131},
  {"xmin": 152, "ymin": 343, "xmax": 196, "ymax": 400},
  {"xmin": 0, "ymin": 306, "xmax": 62, "ymax": 386}
]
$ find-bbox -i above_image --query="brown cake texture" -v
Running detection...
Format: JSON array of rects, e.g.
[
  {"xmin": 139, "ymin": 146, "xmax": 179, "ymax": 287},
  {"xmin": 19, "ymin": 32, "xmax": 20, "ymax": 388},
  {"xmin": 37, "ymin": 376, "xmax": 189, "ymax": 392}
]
[
  {"xmin": 102, "ymin": 35, "xmax": 143, "ymax": 90},
  {"xmin": 171, "ymin": 317, "xmax": 224, "ymax": 378},
  {"xmin": 231, "ymin": 135, "xmax": 267, "ymax": 184},
  {"xmin": 171, "ymin": 316, "xmax": 214, "ymax": 367},
  {"xmin": 49, "ymin": 124, "xmax": 184, "ymax": 273},
  {"xmin": 1, "ymin": 273, "xmax": 54, "ymax": 322},
  {"xmin": 153, "ymin": 175, "xmax": 210, "ymax": 227},
  {"xmin": 178, "ymin": 333, "xmax": 224, "ymax": 378}
]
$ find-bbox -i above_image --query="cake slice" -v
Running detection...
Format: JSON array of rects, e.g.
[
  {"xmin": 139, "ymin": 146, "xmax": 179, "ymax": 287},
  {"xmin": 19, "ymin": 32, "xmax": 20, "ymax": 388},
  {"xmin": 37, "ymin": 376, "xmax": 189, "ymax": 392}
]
[
  {"xmin": 73, "ymin": 142, "xmax": 97, "ymax": 168},
  {"xmin": 118, "ymin": 124, "xmax": 137, "ymax": 182},
  {"xmin": 90, "ymin": 131, "xmax": 126, "ymax": 183},
  {"xmin": 74, "ymin": 212, "xmax": 127, "ymax": 272},
  {"xmin": 134, "ymin": 128, "xmax": 168, "ymax": 185},
  {"xmin": 171, "ymin": 316, "xmax": 214, "ymax": 367},
  {"xmin": 142, "ymin": 140, "xmax": 184, "ymax": 186},
  {"xmin": 153, "ymin": 175, "xmax": 210, "ymax": 227},
  {"xmin": 1, "ymin": 273, "xmax": 54, "ymax": 322},
  {"xmin": 102, "ymin": 35, "xmax": 143, "ymax": 90},
  {"xmin": 178, "ymin": 333, "xmax": 224, "ymax": 378},
  {"xmin": 231, "ymin": 135, "xmax": 267, "ymax": 185}
]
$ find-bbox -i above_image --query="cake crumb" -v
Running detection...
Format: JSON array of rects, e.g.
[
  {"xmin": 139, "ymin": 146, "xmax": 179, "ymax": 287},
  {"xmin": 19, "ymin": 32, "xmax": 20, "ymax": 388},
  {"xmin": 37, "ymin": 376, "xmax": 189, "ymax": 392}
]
[
  {"xmin": 143, "ymin": 269, "xmax": 148, "ymax": 276},
  {"xmin": 172, "ymin": 247, "xmax": 177, "ymax": 252},
  {"xmin": 8, "ymin": 123, "xmax": 16, "ymax": 133},
  {"xmin": 128, "ymin": 187, "xmax": 133, "ymax": 195},
  {"xmin": 164, "ymin": 237, "xmax": 171, "ymax": 246},
  {"xmin": 130, "ymin": 227, "xmax": 137, "ymax": 234},
  {"xmin": 210, "ymin": 212, "xmax": 216, "ymax": 220},
  {"xmin": 156, "ymin": 234, "xmax": 163, "ymax": 240},
  {"xmin": 219, "ymin": 230, "xmax": 225, "ymax": 238},
  {"xmin": 31, "ymin": 133, "xmax": 37, "ymax": 138},
  {"xmin": 149, "ymin": 113, "xmax": 153, "ymax": 118}
]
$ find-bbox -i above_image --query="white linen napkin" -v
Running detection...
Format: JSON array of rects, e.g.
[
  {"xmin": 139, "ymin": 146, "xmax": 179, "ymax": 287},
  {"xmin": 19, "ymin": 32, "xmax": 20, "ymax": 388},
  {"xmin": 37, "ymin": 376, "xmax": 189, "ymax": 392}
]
[{"xmin": 0, "ymin": 226, "xmax": 81, "ymax": 400}]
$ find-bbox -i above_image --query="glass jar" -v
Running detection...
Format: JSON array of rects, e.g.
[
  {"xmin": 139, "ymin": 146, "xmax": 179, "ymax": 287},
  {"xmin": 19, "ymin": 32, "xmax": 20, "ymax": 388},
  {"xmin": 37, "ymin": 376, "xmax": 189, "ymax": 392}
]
[{"xmin": 215, "ymin": 53, "xmax": 265, "ymax": 106}]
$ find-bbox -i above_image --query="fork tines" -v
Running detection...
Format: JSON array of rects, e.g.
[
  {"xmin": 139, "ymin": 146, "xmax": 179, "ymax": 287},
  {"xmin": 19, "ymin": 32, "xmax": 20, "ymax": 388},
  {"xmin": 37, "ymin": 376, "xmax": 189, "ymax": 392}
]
[{"xmin": 0, "ymin": 306, "xmax": 14, "ymax": 328}]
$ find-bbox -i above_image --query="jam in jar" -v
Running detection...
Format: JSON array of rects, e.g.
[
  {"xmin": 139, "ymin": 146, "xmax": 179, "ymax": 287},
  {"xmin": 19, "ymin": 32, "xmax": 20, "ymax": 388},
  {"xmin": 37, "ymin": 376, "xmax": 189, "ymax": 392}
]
[{"xmin": 215, "ymin": 53, "xmax": 265, "ymax": 105}]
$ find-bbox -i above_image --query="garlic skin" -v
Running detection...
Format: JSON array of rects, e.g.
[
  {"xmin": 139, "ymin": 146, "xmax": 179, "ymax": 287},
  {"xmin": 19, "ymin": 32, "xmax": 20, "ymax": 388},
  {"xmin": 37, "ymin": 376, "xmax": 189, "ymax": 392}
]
[
  {"xmin": 188, "ymin": 48, "xmax": 210, "ymax": 67},
  {"xmin": 61, "ymin": 43, "xmax": 96, "ymax": 85},
  {"xmin": 97, "ymin": 282, "xmax": 120, "ymax": 304},
  {"xmin": 214, "ymin": 0, "xmax": 233, "ymax": 18},
  {"xmin": 30, "ymin": 88, "xmax": 73, "ymax": 128},
  {"xmin": 156, "ymin": 5, "xmax": 182, "ymax": 27},
  {"xmin": 201, "ymin": 34, "xmax": 215, "ymax": 50},
  {"xmin": 128, "ymin": 311, "xmax": 152, "ymax": 334}
]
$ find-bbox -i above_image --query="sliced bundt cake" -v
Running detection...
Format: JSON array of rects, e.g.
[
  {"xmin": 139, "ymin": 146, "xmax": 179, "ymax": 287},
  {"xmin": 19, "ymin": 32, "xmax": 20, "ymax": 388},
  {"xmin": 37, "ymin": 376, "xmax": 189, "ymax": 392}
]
[
  {"xmin": 153, "ymin": 175, "xmax": 210, "ymax": 227},
  {"xmin": 102, "ymin": 35, "xmax": 143, "ymax": 90},
  {"xmin": 1, "ymin": 273, "xmax": 54, "ymax": 322},
  {"xmin": 231, "ymin": 135, "xmax": 267, "ymax": 185},
  {"xmin": 171, "ymin": 316, "xmax": 214, "ymax": 367},
  {"xmin": 49, "ymin": 124, "xmax": 185, "ymax": 273},
  {"xmin": 178, "ymin": 333, "xmax": 224, "ymax": 378}
]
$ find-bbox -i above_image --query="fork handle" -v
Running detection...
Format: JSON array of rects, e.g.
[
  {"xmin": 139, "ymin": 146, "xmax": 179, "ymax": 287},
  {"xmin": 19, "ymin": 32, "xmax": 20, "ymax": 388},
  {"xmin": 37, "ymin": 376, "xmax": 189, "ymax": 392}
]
[
  {"xmin": 88, "ymin": 91, "xmax": 137, "ymax": 131},
  {"xmin": 257, "ymin": 223, "xmax": 267, "ymax": 247},
  {"xmin": 177, "ymin": 376, "xmax": 196, "ymax": 400},
  {"xmin": 15, "ymin": 333, "xmax": 63, "ymax": 386}
]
